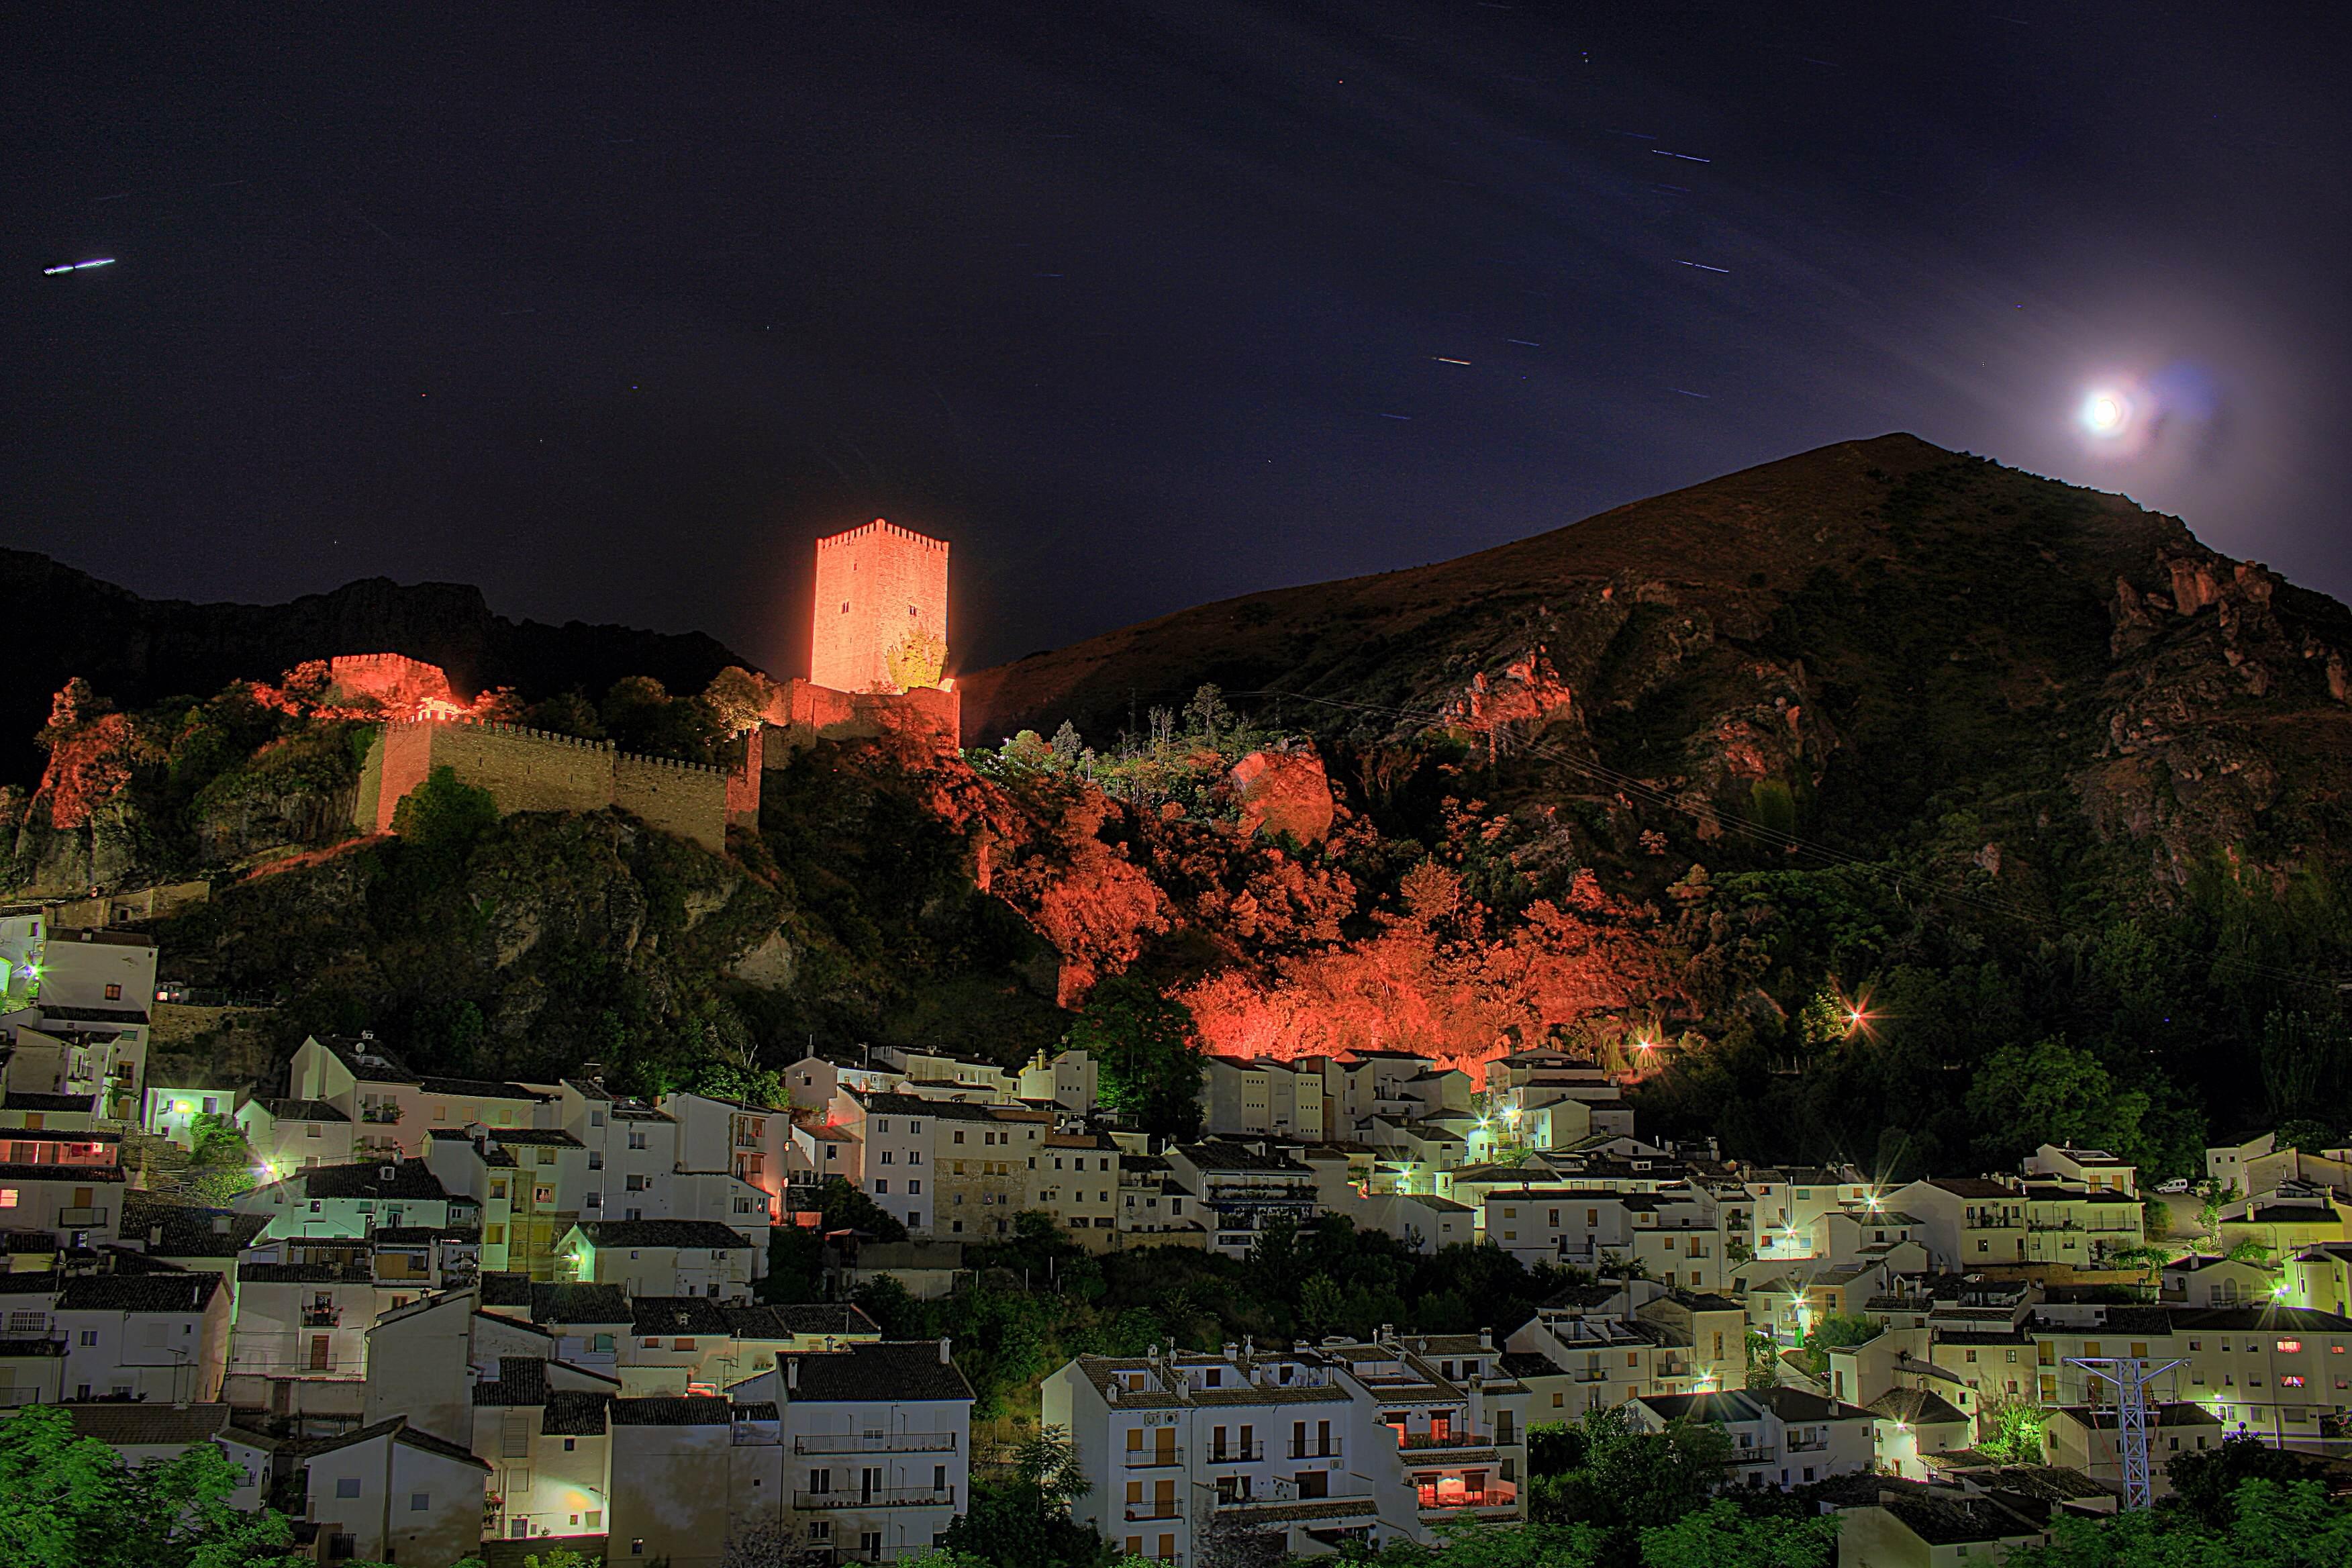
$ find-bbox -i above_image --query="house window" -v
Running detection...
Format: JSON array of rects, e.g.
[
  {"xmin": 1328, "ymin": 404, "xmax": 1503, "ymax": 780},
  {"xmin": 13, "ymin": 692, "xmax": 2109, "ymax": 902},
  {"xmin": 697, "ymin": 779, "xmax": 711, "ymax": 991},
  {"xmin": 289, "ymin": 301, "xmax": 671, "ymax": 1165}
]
[
  {"xmin": 336, "ymin": 1477, "xmax": 362, "ymax": 1498},
  {"xmin": 874, "ymin": 1181, "xmax": 888, "ymax": 1194},
  {"xmin": 104, "ymin": 984, "xmax": 121, "ymax": 1000},
  {"xmin": 909, "ymin": 1180, "xmax": 922, "ymax": 1195},
  {"xmin": 411, "ymin": 1493, "xmax": 431, "ymax": 1512},
  {"xmin": 2280, "ymin": 1340, "xmax": 2304, "ymax": 1353}
]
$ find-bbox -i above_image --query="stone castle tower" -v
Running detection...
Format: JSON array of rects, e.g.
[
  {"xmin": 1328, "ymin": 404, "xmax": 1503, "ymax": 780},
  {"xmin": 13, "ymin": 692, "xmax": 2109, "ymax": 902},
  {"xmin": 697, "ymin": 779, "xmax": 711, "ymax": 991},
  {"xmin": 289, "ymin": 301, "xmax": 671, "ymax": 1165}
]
[{"xmin": 810, "ymin": 519, "xmax": 949, "ymax": 694}]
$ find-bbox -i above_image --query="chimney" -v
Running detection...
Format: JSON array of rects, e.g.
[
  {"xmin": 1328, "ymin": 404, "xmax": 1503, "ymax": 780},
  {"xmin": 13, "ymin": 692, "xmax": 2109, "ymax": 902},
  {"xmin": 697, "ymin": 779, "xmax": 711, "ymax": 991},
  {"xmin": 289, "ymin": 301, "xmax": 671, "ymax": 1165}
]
[
  {"xmin": 938, "ymin": 1336, "xmax": 952, "ymax": 1365},
  {"xmin": 1479, "ymin": 1327, "xmax": 1493, "ymax": 1350},
  {"xmin": 148, "ymin": 1225, "xmax": 162, "ymax": 1246},
  {"xmin": 786, "ymin": 1358, "xmax": 799, "ymax": 1391}
]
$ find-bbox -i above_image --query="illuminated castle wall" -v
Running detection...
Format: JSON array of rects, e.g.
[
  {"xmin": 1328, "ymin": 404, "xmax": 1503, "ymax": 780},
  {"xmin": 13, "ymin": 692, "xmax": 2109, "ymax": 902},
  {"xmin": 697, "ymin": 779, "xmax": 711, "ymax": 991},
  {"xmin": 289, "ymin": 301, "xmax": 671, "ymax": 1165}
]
[
  {"xmin": 355, "ymin": 718, "xmax": 731, "ymax": 851},
  {"xmin": 811, "ymin": 520, "xmax": 949, "ymax": 695}
]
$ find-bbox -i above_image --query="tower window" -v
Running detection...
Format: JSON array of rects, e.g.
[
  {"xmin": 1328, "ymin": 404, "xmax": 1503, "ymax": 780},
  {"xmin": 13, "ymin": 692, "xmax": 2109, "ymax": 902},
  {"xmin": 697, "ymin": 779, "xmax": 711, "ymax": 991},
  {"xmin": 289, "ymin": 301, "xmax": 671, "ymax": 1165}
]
[{"xmin": 840, "ymin": 602, "xmax": 850, "ymax": 613}]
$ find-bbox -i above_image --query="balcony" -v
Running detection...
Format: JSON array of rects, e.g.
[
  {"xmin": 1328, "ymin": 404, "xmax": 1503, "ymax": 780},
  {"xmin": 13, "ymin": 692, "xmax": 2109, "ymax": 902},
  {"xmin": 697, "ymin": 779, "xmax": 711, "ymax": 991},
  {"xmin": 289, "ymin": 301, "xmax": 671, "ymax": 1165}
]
[
  {"xmin": 1124, "ymin": 1504, "xmax": 1184, "ymax": 1522},
  {"xmin": 301, "ymin": 1306, "xmax": 342, "ymax": 1328},
  {"xmin": 58, "ymin": 1206, "xmax": 109, "ymax": 1228},
  {"xmin": 795, "ymin": 1432, "xmax": 959, "ymax": 1455},
  {"xmin": 1418, "ymin": 1484, "xmax": 1516, "ymax": 1511},
  {"xmin": 1785, "ymin": 1437, "xmax": 1832, "ymax": 1453},
  {"xmin": 1288, "ymin": 1440, "xmax": 1343, "ymax": 1460},
  {"xmin": 360, "ymin": 1106, "xmax": 403, "ymax": 1124},
  {"xmin": 1206, "ymin": 1442, "xmax": 1265, "ymax": 1463},
  {"xmin": 795, "ymin": 1487, "xmax": 957, "ymax": 1510},
  {"xmin": 1400, "ymin": 1430, "xmax": 1491, "ymax": 1452},
  {"xmin": 1125, "ymin": 1451, "xmax": 1185, "ymax": 1469},
  {"xmin": 1729, "ymin": 1447, "xmax": 1779, "ymax": 1467}
]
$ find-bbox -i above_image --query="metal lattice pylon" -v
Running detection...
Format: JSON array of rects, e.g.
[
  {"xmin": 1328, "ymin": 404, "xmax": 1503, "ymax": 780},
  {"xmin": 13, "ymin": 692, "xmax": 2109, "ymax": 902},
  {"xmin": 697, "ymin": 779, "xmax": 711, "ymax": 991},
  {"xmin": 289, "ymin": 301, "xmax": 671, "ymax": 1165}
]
[{"xmin": 2066, "ymin": 1357, "xmax": 2185, "ymax": 1509}]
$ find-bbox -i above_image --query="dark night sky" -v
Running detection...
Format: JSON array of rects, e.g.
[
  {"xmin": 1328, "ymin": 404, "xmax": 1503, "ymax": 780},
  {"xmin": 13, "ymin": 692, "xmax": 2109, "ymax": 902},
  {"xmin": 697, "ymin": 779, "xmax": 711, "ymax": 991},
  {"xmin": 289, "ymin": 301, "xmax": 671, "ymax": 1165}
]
[{"xmin": 6, "ymin": 3, "xmax": 2348, "ymax": 679}]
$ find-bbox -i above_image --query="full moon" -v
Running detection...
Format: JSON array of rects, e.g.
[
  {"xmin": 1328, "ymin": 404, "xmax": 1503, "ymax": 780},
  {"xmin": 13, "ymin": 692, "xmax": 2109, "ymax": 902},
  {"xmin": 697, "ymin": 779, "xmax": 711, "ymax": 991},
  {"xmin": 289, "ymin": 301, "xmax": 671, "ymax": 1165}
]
[{"xmin": 2082, "ymin": 389, "xmax": 2128, "ymax": 435}]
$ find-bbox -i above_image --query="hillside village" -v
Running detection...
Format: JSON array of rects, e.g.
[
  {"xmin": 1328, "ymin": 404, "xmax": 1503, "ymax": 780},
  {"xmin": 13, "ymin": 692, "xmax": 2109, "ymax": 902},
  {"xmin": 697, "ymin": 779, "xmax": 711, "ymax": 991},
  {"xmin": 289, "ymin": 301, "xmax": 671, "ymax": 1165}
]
[
  {"xmin": 6, "ymin": 507, "xmax": 2352, "ymax": 1567},
  {"xmin": 5, "ymin": 891, "xmax": 2352, "ymax": 1563}
]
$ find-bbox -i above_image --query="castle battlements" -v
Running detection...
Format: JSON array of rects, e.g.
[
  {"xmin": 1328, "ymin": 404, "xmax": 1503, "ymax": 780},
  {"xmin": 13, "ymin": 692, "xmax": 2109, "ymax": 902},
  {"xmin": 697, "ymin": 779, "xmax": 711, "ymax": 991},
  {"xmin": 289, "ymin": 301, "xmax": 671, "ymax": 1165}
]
[
  {"xmin": 378, "ymin": 716, "xmax": 728, "ymax": 774},
  {"xmin": 817, "ymin": 519, "xmax": 950, "ymax": 553}
]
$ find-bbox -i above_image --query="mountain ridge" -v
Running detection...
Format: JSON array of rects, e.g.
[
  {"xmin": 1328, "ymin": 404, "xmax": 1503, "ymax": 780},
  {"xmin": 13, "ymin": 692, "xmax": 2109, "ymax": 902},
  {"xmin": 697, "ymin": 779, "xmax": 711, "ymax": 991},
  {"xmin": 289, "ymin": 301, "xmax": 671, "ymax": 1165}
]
[{"xmin": 0, "ymin": 549, "xmax": 750, "ymax": 787}]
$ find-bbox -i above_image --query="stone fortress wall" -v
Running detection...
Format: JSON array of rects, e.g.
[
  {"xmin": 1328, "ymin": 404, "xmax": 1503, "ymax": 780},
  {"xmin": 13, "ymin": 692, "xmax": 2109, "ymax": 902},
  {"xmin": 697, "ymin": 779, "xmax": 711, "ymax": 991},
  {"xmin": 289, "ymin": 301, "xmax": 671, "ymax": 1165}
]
[
  {"xmin": 356, "ymin": 718, "xmax": 730, "ymax": 851},
  {"xmin": 350, "ymin": 517, "xmax": 958, "ymax": 855}
]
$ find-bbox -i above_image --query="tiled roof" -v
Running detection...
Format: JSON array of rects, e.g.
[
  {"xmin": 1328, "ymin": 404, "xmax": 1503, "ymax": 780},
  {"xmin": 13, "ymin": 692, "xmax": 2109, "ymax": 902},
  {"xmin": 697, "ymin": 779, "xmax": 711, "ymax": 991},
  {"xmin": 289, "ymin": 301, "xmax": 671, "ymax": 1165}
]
[
  {"xmin": 56, "ymin": 1273, "xmax": 223, "ymax": 1314},
  {"xmin": 529, "ymin": 1283, "xmax": 632, "ymax": 1326},
  {"xmin": 473, "ymin": 1357, "xmax": 552, "ymax": 1407},
  {"xmin": 58, "ymin": 1402, "xmax": 232, "ymax": 1446},
  {"xmin": 609, "ymin": 1396, "xmax": 736, "ymax": 1426},
  {"xmin": 478, "ymin": 1271, "xmax": 533, "ymax": 1307},
  {"xmin": 239, "ymin": 1262, "xmax": 374, "ymax": 1285},
  {"xmin": 630, "ymin": 1296, "xmax": 732, "ymax": 1336},
  {"xmin": 0, "ymin": 1272, "xmax": 61, "ymax": 1296},
  {"xmin": 0, "ymin": 1163, "xmax": 125, "ymax": 1183},
  {"xmin": 1171, "ymin": 1141, "xmax": 1312, "ymax": 1175},
  {"xmin": 575, "ymin": 1219, "xmax": 751, "ymax": 1251},
  {"xmin": 487, "ymin": 1128, "xmax": 586, "ymax": 1147},
  {"xmin": 417, "ymin": 1076, "xmax": 546, "ymax": 1100},
  {"xmin": 1869, "ymin": 1388, "xmax": 1969, "ymax": 1426},
  {"xmin": 544, "ymin": 1390, "xmax": 613, "ymax": 1435},
  {"xmin": 1, "ymin": 1091, "xmax": 98, "ymax": 1112},
  {"xmin": 120, "ymin": 1194, "xmax": 268, "ymax": 1257},
  {"xmin": 785, "ymin": 1340, "xmax": 974, "ymax": 1404},
  {"xmin": 255, "ymin": 1098, "xmax": 348, "ymax": 1123},
  {"xmin": 296, "ymin": 1159, "xmax": 450, "ymax": 1201},
  {"xmin": 723, "ymin": 1302, "xmax": 880, "ymax": 1340},
  {"xmin": 41, "ymin": 1005, "xmax": 150, "ymax": 1024},
  {"xmin": 1878, "ymin": 1493, "xmax": 2044, "ymax": 1546}
]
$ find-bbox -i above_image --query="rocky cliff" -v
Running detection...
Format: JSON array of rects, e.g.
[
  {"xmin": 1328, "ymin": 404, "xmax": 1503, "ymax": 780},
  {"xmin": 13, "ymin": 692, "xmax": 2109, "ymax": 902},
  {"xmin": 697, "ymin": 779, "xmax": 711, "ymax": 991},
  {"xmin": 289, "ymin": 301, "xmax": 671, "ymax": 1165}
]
[{"xmin": 962, "ymin": 434, "xmax": 2352, "ymax": 908}]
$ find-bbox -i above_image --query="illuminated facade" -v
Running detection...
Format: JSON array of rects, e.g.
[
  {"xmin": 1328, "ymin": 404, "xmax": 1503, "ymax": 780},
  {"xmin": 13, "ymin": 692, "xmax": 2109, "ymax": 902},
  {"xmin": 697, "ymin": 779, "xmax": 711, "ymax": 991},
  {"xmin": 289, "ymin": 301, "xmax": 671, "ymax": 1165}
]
[{"xmin": 810, "ymin": 520, "xmax": 949, "ymax": 695}]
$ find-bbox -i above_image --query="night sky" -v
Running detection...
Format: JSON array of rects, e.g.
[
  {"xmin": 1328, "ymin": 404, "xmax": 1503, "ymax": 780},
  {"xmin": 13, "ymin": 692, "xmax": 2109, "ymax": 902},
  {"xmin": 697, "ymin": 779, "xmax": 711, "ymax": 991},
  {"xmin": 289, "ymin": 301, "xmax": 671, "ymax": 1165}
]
[{"xmin": 7, "ymin": 4, "xmax": 2348, "ymax": 679}]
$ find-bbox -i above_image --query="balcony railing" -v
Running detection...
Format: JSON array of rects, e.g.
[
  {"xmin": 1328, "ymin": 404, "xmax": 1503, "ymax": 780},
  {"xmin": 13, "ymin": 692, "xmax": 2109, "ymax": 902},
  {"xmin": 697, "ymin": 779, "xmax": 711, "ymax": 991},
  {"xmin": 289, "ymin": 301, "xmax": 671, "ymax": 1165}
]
[
  {"xmin": 1418, "ymin": 1485, "xmax": 1516, "ymax": 1510},
  {"xmin": 1126, "ymin": 1452, "xmax": 1185, "ymax": 1469},
  {"xmin": 1785, "ymin": 1437, "xmax": 1832, "ymax": 1453},
  {"xmin": 359, "ymin": 1106, "xmax": 403, "ymax": 1124},
  {"xmin": 1730, "ymin": 1447, "xmax": 1779, "ymax": 1466},
  {"xmin": 1124, "ymin": 1504, "xmax": 1183, "ymax": 1522},
  {"xmin": 1288, "ymin": 1440, "xmax": 1343, "ymax": 1459},
  {"xmin": 795, "ymin": 1432, "xmax": 960, "ymax": 1454},
  {"xmin": 1400, "ymin": 1430, "xmax": 1491, "ymax": 1451},
  {"xmin": 1206, "ymin": 1442, "xmax": 1265, "ymax": 1463},
  {"xmin": 795, "ymin": 1488, "xmax": 957, "ymax": 1510},
  {"xmin": 301, "ymin": 1307, "xmax": 341, "ymax": 1327}
]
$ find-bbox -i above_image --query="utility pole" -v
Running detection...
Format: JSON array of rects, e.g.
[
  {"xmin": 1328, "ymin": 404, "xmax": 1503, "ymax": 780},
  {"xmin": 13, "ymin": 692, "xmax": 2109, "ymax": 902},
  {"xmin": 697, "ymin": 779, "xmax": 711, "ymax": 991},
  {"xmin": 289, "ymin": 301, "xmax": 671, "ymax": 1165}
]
[{"xmin": 2067, "ymin": 1357, "xmax": 2185, "ymax": 1509}]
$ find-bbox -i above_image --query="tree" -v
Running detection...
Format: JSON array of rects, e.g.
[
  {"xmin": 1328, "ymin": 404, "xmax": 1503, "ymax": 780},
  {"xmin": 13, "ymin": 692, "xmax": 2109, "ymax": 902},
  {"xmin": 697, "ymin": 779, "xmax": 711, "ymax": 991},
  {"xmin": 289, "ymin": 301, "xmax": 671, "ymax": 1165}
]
[
  {"xmin": 940, "ymin": 1426, "xmax": 1114, "ymax": 1568},
  {"xmin": 885, "ymin": 626, "xmax": 948, "ymax": 693},
  {"xmin": 1965, "ymin": 1038, "xmax": 2151, "ymax": 1167},
  {"xmin": 850, "ymin": 1273, "xmax": 924, "ymax": 1338},
  {"xmin": 1638, "ymin": 1500, "xmax": 1840, "ymax": 1568},
  {"xmin": 2165, "ymin": 1435, "xmax": 2329, "ymax": 1527},
  {"xmin": 0, "ymin": 1402, "xmax": 307, "ymax": 1567},
  {"xmin": 1974, "ymin": 1395, "xmax": 2046, "ymax": 1464},
  {"xmin": 703, "ymin": 667, "xmax": 782, "ymax": 736},
  {"xmin": 1529, "ymin": 1406, "xmax": 1733, "ymax": 1530},
  {"xmin": 1070, "ymin": 975, "xmax": 1206, "ymax": 1139},
  {"xmin": 1184, "ymin": 684, "xmax": 1233, "ymax": 748},
  {"xmin": 2005, "ymin": 1478, "xmax": 2352, "ymax": 1567},
  {"xmin": 391, "ymin": 764, "xmax": 498, "ymax": 853},
  {"xmin": 815, "ymin": 1175, "xmax": 908, "ymax": 1242}
]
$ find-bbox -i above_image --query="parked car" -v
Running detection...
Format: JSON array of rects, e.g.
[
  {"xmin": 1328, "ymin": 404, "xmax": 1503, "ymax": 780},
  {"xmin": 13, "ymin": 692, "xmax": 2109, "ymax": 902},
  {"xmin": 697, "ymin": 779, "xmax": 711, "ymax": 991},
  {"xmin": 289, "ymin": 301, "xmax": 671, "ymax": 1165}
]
[{"xmin": 2156, "ymin": 1177, "xmax": 2190, "ymax": 1194}]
